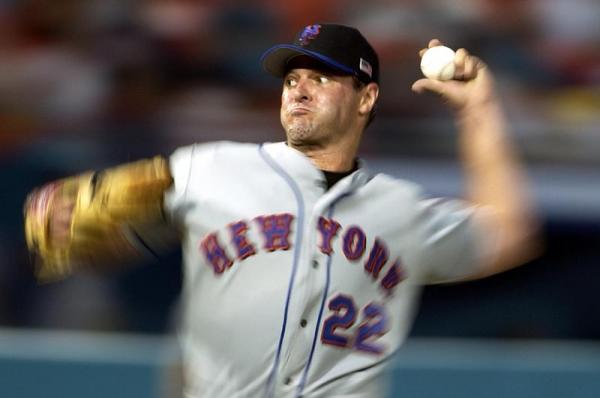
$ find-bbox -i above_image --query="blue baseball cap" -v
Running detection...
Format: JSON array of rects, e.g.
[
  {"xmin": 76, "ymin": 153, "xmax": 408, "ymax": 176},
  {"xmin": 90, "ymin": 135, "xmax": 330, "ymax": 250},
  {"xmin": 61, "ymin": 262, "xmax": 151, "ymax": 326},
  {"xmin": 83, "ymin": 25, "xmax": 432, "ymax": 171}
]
[{"xmin": 261, "ymin": 23, "xmax": 379, "ymax": 84}]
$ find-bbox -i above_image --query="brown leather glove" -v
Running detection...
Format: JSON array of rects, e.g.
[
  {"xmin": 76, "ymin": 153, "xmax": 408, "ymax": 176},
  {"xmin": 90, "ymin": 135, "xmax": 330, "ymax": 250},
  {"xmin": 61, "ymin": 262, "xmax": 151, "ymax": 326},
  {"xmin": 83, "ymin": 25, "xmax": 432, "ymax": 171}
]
[{"xmin": 24, "ymin": 156, "xmax": 174, "ymax": 281}]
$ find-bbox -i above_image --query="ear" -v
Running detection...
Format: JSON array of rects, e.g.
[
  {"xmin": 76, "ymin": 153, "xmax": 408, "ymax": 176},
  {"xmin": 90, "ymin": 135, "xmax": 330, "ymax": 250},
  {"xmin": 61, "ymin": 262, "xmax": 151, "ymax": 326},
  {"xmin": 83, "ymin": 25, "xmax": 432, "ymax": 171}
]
[{"xmin": 358, "ymin": 82, "xmax": 379, "ymax": 116}]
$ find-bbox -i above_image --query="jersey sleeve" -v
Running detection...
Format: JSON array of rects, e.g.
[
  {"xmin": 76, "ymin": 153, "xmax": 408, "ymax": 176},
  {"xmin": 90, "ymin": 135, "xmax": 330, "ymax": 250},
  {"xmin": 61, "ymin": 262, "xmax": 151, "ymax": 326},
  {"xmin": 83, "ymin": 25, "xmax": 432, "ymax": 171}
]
[
  {"xmin": 163, "ymin": 143, "xmax": 218, "ymax": 225},
  {"xmin": 164, "ymin": 145, "xmax": 193, "ymax": 223},
  {"xmin": 413, "ymin": 197, "xmax": 496, "ymax": 284}
]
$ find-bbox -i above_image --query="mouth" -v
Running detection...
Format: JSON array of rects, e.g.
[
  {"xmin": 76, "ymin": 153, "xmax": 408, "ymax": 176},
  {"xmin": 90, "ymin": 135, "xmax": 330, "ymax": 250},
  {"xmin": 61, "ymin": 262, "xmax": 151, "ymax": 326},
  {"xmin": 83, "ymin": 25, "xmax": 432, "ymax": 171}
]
[{"xmin": 289, "ymin": 107, "xmax": 311, "ymax": 116}]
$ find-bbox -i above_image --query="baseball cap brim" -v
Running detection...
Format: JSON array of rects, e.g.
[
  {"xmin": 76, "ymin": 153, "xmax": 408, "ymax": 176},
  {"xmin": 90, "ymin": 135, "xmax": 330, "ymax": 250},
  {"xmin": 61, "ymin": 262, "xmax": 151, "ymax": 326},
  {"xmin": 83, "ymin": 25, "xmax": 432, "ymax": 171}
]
[{"xmin": 261, "ymin": 44, "xmax": 357, "ymax": 78}]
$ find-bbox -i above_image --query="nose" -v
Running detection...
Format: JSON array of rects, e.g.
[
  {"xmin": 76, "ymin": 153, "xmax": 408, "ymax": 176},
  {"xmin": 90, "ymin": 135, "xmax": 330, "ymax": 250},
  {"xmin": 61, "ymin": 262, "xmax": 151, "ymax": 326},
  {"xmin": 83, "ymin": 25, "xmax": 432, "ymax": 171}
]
[{"xmin": 290, "ymin": 78, "xmax": 312, "ymax": 102}]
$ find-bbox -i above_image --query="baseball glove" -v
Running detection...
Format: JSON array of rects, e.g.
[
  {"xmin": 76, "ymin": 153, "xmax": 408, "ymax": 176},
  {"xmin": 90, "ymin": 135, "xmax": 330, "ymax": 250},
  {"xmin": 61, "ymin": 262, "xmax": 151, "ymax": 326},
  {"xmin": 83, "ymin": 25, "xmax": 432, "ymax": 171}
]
[{"xmin": 24, "ymin": 156, "xmax": 174, "ymax": 281}]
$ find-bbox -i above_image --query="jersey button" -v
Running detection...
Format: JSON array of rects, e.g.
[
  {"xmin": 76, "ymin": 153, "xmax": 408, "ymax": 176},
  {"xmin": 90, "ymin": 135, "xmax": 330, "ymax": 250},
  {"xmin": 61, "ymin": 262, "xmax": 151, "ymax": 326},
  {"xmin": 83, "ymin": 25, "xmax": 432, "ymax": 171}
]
[
  {"xmin": 284, "ymin": 377, "xmax": 292, "ymax": 385},
  {"xmin": 300, "ymin": 319, "xmax": 308, "ymax": 328},
  {"xmin": 312, "ymin": 260, "xmax": 319, "ymax": 269}
]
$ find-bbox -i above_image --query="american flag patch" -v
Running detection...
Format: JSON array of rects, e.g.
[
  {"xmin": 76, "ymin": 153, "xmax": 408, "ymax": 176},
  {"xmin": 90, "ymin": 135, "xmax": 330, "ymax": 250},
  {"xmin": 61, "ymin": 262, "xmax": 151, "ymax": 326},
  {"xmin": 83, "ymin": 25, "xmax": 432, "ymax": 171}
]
[{"xmin": 359, "ymin": 58, "xmax": 372, "ymax": 77}]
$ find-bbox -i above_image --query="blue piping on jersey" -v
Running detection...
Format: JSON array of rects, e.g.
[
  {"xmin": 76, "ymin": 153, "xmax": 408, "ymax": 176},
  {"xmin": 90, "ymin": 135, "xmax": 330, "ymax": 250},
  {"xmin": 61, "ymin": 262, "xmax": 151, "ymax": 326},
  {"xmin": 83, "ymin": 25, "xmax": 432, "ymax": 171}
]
[
  {"xmin": 296, "ymin": 193, "xmax": 352, "ymax": 397},
  {"xmin": 259, "ymin": 144, "xmax": 306, "ymax": 398}
]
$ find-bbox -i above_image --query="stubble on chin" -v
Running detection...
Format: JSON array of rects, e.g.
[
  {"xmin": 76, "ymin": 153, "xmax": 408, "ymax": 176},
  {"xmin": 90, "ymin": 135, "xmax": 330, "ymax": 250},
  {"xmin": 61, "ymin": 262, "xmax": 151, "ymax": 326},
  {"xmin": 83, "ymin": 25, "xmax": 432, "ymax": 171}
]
[
  {"xmin": 286, "ymin": 126, "xmax": 311, "ymax": 142},
  {"xmin": 284, "ymin": 118, "xmax": 316, "ymax": 145}
]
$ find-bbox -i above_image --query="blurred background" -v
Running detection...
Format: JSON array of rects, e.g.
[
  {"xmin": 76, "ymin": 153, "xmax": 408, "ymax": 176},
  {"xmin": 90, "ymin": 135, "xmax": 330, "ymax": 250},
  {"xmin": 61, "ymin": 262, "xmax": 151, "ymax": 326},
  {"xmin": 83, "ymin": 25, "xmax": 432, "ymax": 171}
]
[{"xmin": 1, "ymin": 0, "xmax": 599, "ymax": 397}]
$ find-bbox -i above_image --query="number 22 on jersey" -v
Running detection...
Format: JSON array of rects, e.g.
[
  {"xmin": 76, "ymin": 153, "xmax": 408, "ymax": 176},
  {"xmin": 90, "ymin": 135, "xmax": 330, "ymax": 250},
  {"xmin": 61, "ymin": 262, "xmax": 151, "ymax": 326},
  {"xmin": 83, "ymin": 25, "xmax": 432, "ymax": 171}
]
[{"xmin": 321, "ymin": 294, "xmax": 389, "ymax": 354}]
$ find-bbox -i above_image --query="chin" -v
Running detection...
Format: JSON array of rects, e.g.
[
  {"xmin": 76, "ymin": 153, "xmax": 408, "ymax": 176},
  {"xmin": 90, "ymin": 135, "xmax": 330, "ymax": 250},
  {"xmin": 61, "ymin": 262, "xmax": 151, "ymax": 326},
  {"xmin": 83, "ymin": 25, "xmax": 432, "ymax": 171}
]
[{"xmin": 285, "ymin": 124, "xmax": 313, "ymax": 142}]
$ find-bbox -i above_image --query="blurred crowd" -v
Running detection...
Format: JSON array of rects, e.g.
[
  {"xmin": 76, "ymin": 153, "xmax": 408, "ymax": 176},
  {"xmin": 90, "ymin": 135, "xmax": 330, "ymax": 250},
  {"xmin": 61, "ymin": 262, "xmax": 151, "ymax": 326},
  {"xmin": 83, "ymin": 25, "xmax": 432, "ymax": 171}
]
[
  {"xmin": 1, "ymin": 0, "xmax": 599, "ymax": 336},
  {"xmin": 1, "ymin": 0, "xmax": 599, "ymax": 159}
]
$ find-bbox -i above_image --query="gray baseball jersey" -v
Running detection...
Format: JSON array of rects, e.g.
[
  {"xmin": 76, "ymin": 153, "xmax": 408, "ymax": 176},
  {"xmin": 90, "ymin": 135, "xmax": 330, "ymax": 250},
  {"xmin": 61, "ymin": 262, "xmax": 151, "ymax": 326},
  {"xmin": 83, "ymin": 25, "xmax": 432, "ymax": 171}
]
[{"xmin": 165, "ymin": 141, "xmax": 488, "ymax": 398}]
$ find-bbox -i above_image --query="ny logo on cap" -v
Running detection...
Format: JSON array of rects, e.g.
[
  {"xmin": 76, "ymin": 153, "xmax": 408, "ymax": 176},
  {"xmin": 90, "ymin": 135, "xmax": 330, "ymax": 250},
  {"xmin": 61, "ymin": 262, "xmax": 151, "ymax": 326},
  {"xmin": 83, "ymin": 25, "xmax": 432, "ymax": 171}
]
[{"xmin": 298, "ymin": 24, "xmax": 321, "ymax": 46}]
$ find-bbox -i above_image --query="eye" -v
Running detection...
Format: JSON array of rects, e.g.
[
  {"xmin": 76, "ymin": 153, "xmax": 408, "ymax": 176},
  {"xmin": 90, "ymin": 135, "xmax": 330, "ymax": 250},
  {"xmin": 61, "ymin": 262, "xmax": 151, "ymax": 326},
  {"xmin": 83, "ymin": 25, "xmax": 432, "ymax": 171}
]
[
  {"xmin": 317, "ymin": 75, "xmax": 329, "ymax": 84},
  {"xmin": 285, "ymin": 76, "xmax": 297, "ymax": 87}
]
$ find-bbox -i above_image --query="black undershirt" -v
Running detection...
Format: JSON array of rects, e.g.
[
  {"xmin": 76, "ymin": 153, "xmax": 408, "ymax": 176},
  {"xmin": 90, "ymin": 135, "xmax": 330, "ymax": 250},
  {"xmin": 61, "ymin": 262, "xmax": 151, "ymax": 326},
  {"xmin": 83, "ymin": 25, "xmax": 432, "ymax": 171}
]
[{"xmin": 321, "ymin": 162, "xmax": 358, "ymax": 190}]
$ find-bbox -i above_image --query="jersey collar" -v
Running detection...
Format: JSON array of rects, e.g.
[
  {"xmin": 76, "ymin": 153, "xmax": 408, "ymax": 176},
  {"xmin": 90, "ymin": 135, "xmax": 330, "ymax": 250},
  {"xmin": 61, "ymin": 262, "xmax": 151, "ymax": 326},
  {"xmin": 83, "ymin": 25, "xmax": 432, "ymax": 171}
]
[{"xmin": 262, "ymin": 142, "xmax": 371, "ymax": 194}]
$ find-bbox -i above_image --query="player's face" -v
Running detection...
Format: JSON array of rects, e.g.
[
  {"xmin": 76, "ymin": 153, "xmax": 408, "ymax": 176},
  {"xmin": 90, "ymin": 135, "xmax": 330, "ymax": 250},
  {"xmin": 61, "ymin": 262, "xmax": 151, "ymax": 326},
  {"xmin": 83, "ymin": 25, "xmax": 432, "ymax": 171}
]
[{"xmin": 280, "ymin": 61, "xmax": 365, "ymax": 147}]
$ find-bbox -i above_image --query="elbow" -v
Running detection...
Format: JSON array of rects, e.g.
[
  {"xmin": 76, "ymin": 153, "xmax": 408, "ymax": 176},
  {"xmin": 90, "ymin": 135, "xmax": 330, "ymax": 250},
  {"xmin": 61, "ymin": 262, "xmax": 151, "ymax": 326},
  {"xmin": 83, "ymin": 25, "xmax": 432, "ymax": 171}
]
[
  {"xmin": 506, "ymin": 224, "xmax": 544, "ymax": 268},
  {"xmin": 488, "ymin": 218, "xmax": 545, "ymax": 276},
  {"xmin": 470, "ymin": 208, "xmax": 544, "ymax": 280}
]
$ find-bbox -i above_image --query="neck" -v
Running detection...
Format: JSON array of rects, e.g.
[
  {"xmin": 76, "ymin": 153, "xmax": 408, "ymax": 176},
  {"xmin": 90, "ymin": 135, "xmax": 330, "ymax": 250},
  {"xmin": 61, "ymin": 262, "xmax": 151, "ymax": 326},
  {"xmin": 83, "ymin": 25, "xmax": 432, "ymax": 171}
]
[{"xmin": 288, "ymin": 136, "xmax": 360, "ymax": 172}]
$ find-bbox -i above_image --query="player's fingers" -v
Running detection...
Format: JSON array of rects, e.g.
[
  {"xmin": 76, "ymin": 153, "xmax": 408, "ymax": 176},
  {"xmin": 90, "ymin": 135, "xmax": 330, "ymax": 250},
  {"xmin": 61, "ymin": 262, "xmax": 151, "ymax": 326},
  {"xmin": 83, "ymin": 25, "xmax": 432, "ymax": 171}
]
[
  {"xmin": 411, "ymin": 78, "xmax": 447, "ymax": 96},
  {"xmin": 453, "ymin": 48, "xmax": 469, "ymax": 81},
  {"xmin": 467, "ymin": 55, "xmax": 486, "ymax": 79},
  {"xmin": 49, "ymin": 198, "xmax": 75, "ymax": 246},
  {"xmin": 428, "ymin": 38, "xmax": 443, "ymax": 48},
  {"xmin": 419, "ymin": 39, "xmax": 445, "ymax": 58},
  {"xmin": 54, "ymin": 195, "xmax": 74, "ymax": 211},
  {"xmin": 49, "ymin": 221, "xmax": 71, "ymax": 246},
  {"xmin": 462, "ymin": 56, "xmax": 477, "ymax": 80},
  {"xmin": 53, "ymin": 200, "xmax": 75, "ymax": 223}
]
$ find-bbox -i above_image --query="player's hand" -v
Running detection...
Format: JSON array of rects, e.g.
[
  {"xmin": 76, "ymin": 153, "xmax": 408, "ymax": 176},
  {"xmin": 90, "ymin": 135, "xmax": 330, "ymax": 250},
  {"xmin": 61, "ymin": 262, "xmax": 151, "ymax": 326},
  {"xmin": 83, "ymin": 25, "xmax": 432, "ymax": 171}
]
[
  {"xmin": 48, "ymin": 194, "xmax": 75, "ymax": 248},
  {"xmin": 411, "ymin": 39, "xmax": 497, "ymax": 113},
  {"xmin": 25, "ymin": 183, "xmax": 75, "ymax": 249}
]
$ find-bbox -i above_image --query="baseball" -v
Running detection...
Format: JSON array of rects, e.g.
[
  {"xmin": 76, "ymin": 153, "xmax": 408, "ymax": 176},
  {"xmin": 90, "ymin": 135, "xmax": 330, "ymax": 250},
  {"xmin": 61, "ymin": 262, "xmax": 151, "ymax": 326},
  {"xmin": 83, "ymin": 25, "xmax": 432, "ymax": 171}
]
[{"xmin": 420, "ymin": 45, "xmax": 456, "ymax": 81}]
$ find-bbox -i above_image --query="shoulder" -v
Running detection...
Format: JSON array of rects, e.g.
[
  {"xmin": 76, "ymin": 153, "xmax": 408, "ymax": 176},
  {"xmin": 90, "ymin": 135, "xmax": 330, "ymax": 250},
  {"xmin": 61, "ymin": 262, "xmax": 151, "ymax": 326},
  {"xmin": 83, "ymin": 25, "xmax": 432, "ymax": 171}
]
[
  {"xmin": 366, "ymin": 172, "xmax": 424, "ymax": 200},
  {"xmin": 169, "ymin": 141, "xmax": 267, "ymax": 172},
  {"xmin": 170, "ymin": 141, "xmax": 261, "ymax": 162},
  {"xmin": 168, "ymin": 141, "xmax": 262, "ymax": 190},
  {"xmin": 364, "ymin": 173, "xmax": 478, "ymax": 228}
]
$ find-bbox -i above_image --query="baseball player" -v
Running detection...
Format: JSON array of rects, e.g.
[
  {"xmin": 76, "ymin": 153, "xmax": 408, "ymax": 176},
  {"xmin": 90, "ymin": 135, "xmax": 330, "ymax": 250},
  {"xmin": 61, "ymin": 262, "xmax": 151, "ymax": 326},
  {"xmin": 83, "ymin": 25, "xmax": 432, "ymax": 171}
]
[{"xmin": 24, "ymin": 24, "xmax": 539, "ymax": 397}]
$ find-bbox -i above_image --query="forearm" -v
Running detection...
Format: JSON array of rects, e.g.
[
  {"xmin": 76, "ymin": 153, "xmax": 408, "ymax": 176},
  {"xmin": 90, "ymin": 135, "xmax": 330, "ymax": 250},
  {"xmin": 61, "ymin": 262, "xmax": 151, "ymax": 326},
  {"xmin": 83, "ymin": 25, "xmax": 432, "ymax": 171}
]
[{"xmin": 457, "ymin": 100, "xmax": 540, "ymax": 276}]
